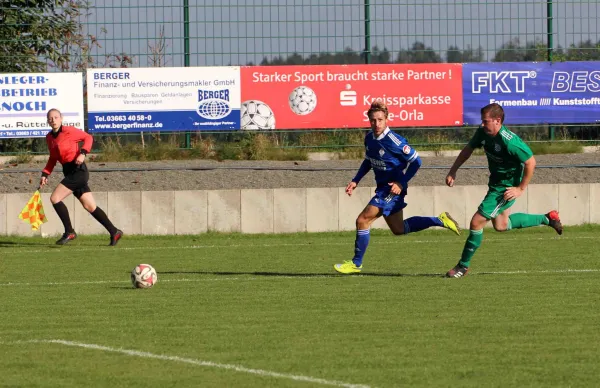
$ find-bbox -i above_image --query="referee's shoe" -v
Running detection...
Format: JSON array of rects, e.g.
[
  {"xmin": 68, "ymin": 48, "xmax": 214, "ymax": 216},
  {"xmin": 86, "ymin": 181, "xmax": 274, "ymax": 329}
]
[
  {"xmin": 56, "ymin": 232, "xmax": 77, "ymax": 245},
  {"xmin": 110, "ymin": 229, "xmax": 123, "ymax": 246}
]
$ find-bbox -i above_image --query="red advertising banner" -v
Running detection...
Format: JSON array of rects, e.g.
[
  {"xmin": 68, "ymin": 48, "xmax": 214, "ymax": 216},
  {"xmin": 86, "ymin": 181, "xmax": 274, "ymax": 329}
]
[{"xmin": 240, "ymin": 63, "xmax": 463, "ymax": 130}]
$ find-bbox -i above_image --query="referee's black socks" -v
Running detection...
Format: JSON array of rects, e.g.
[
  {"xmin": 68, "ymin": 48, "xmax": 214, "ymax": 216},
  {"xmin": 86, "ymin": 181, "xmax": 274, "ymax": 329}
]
[
  {"xmin": 90, "ymin": 207, "xmax": 118, "ymax": 235},
  {"xmin": 53, "ymin": 201, "xmax": 74, "ymax": 234}
]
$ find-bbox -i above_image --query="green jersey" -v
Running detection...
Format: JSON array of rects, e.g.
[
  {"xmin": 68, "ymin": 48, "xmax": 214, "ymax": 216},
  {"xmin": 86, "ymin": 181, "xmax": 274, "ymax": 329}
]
[{"xmin": 468, "ymin": 125, "xmax": 533, "ymax": 188}]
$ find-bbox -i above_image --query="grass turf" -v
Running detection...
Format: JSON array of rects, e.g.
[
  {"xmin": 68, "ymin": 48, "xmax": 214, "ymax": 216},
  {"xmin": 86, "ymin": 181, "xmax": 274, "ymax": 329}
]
[{"xmin": 1, "ymin": 226, "xmax": 599, "ymax": 387}]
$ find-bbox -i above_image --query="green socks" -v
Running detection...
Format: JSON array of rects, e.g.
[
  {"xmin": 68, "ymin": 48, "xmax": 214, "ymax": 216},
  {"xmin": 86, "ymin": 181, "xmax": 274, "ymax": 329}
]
[
  {"xmin": 507, "ymin": 213, "xmax": 549, "ymax": 230},
  {"xmin": 458, "ymin": 214, "xmax": 550, "ymax": 268},
  {"xmin": 459, "ymin": 229, "xmax": 483, "ymax": 268}
]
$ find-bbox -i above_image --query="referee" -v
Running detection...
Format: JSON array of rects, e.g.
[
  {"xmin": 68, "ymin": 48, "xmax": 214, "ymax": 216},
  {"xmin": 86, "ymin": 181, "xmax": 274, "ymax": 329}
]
[{"xmin": 39, "ymin": 109, "xmax": 123, "ymax": 246}]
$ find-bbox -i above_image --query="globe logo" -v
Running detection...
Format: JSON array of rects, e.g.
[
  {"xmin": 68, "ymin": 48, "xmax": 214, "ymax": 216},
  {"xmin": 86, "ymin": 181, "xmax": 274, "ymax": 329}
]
[{"xmin": 197, "ymin": 98, "xmax": 231, "ymax": 120}]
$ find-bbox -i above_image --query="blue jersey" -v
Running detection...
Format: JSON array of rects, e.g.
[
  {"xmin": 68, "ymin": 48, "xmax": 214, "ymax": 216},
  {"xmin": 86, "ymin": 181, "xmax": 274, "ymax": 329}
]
[{"xmin": 352, "ymin": 128, "xmax": 421, "ymax": 189}]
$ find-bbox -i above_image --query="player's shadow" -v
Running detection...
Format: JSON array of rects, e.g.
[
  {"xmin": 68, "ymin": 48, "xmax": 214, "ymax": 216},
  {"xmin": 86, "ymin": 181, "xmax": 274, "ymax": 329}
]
[
  {"xmin": 158, "ymin": 270, "xmax": 443, "ymax": 278},
  {"xmin": 0, "ymin": 240, "xmax": 52, "ymax": 247}
]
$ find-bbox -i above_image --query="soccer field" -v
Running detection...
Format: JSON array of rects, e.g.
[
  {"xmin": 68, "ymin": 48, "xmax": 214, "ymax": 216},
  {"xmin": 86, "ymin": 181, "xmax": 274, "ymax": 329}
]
[{"xmin": 1, "ymin": 226, "xmax": 599, "ymax": 387}]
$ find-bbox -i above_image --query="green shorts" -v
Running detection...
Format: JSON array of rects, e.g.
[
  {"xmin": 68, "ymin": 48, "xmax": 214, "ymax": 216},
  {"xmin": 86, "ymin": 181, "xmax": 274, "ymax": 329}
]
[{"xmin": 478, "ymin": 187, "xmax": 515, "ymax": 220}]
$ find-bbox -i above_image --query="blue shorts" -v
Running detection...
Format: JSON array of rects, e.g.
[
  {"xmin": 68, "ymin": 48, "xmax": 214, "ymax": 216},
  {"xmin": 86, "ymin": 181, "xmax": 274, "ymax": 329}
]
[{"xmin": 368, "ymin": 188, "xmax": 407, "ymax": 217}]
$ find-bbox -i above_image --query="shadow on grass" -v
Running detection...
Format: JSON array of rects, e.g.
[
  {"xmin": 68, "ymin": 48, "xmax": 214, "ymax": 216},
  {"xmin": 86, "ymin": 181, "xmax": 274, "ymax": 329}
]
[
  {"xmin": 0, "ymin": 240, "xmax": 60, "ymax": 247},
  {"xmin": 158, "ymin": 271, "xmax": 444, "ymax": 278}
]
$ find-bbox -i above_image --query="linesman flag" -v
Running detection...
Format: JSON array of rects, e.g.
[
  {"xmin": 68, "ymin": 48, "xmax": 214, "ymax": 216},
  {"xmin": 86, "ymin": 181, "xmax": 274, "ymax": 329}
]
[{"xmin": 18, "ymin": 189, "xmax": 47, "ymax": 230}]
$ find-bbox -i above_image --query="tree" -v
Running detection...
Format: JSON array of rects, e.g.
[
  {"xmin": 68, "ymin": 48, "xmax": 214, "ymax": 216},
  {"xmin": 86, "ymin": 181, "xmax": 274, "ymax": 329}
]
[
  {"xmin": 396, "ymin": 42, "xmax": 442, "ymax": 64},
  {"xmin": 250, "ymin": 38, "xmax": 598, "ymax": 67},
  {"xmin": 492, "ymin": 38, "xmax": 546, "ymax": 62},
  {"xmin": 370, "ymin": 46, "xmax": 392, "ymax": 64},
  {"xmin": 284, "ymin": 53, "xmax": 304, "ymax": 65},
  {"xmin": 0, "ymin": 0, "xmax": 131, "ymax": 72},
  {"xmin": 58, "ymin": 1, "xmax": 132, "ymax": 71},
  {"xmin": 564, "ymin": 39, "xmax": 600, "ymax": 61},
  {"xmin": 446, "ymin": 45, "xmax": 484, "ymax": 63},
  {"xmin": 148, "ymin": 25, "xmax": 168, "ymax": 68},
  {"xmin": 0, "ymin": 0, "xmax": 79, "ymax": 72}
]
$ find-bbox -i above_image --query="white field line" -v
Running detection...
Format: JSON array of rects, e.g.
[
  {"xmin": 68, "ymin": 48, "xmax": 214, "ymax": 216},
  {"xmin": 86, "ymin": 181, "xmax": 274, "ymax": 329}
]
[
  {"xmin": 0, "ymin": 235, "xmax": 595, "ymax": 256},
  {"xmin": 0, "ymin": 339, "xmax": 371, "ymax": 388},
  {"xmin": 476, "ymin": 269, "xmax": 600, "ymax": 275},
  {"xmin": 0, "ymin": 269, "xmax": 598, "ymax": 287}
]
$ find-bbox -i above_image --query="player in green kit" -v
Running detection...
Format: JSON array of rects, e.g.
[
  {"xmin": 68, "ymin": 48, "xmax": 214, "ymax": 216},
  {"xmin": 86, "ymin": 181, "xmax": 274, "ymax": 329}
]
[{"xmin": 444, "ymin": 103, "xmax": 563, "ymax": 278}]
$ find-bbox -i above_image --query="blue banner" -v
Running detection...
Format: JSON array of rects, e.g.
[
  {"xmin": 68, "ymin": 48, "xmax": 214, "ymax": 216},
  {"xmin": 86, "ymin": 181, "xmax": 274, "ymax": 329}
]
[
  {"xmin": 463, "ymin": 61, "xmax": 600, "ymax": 125},
  {"xmin": 87, "ymin": 67, "xmax": 241, "ymax": 132},
  {"xmin": 87, "ymin": 110, "xmax": 240, "ymax": 133}
]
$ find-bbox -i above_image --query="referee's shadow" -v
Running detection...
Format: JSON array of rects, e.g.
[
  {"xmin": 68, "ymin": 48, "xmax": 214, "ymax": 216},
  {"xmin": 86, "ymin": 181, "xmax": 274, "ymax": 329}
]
[{"xmin": 158, "ymin": 270, "xmax": 444, "ymax": 278}]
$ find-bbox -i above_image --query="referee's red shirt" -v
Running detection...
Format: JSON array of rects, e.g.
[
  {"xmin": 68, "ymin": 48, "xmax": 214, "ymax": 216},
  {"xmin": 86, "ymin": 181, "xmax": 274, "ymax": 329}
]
[{"xmin": 42, "ymin": 126, "xmax": 93, "ymax": 176}]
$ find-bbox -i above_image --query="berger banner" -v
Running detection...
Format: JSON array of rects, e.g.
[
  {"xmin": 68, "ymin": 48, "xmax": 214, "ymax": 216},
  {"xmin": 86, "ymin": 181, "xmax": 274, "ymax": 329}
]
[
  {"xmin": 240, "ymin": 63, "xmax": 463, "ymax": 129},
  {"xmin": 0, "ymin": 73, "xmax": 84, "ymax": 138},
  {"xmin": 463, "ymin": 61, "xmax": 600, "ymax": 125},
  {"xmin": 87, "ymin": 67, "xmax": 241, "ymax": 132}
]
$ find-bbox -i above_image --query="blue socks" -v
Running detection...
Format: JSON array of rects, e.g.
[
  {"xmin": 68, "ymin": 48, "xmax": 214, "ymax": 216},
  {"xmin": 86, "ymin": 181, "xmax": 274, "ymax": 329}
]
[
  {"xmin": 352, "ymin": 229, "xmax": 370, "ymax": 267},
  {"xmin": 403, "ymin": 216, "xmax": 443, "ymax": 234},
  {"xmin": 351, "ymin": 217, "xmax": 443, "ymax": 267}
]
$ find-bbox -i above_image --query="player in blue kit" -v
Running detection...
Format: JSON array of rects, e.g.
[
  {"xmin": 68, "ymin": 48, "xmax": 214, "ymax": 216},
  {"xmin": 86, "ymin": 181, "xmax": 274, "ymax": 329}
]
[{"xmin": 334, "ymin": 101, "xmax": 460, "ymax": 274}]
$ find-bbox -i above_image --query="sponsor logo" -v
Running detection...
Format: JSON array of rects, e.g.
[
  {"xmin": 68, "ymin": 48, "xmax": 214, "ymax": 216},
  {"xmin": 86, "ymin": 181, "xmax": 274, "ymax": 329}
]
[
  {"xmin": 472, "ymin": 71, "xmax": 536, "ymax": 93},
  {"xmin": 340, "ymin": 84, "xmax": 357, "ymax": 106},
  {"xmin": 197, "ymin": 89, "xmax": 231, "ymax": 120}
]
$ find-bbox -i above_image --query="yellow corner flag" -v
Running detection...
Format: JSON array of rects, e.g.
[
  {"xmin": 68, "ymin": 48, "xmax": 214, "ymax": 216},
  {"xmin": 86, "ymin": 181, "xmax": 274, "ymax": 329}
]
[{"xmin": 18, "ymin": 189, "xmax": 48, "ymax": 231}]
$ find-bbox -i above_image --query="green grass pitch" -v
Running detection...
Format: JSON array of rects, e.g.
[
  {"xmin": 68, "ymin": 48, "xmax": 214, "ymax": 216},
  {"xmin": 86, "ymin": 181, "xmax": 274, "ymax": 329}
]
[{"xmin": 1, "ymin": 226, "xmax": 599, "ymax": 387}]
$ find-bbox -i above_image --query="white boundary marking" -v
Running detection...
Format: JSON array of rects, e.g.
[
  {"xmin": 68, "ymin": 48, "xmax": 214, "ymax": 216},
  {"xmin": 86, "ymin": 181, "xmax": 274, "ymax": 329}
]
[
  {"xmin": 0, "ymin": 269, "xmax": 598, "ymax": 287},
  {"xmin": 0, "ymin": 339, "xmax": 370, "ymax": 388},
  {"xmin": 0, "ymin": 236, "xmax": 596, "ymax": 256},
  {"xmin": 477, "ymin": 269, "xmax": 600, "ymax": 275}
]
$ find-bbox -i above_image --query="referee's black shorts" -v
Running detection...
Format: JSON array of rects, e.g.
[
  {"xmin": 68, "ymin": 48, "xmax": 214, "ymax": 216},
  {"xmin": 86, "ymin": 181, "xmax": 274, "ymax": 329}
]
[{"xmin": 60, "ymin": 161, "xmax": 91, "ymax": 199}]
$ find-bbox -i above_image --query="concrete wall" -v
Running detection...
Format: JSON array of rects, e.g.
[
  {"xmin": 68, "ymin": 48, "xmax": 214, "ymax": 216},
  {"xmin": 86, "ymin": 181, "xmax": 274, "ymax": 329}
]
[{"xmin": 4, "ymin": 183, "xmax": 599, "ymax": 237}]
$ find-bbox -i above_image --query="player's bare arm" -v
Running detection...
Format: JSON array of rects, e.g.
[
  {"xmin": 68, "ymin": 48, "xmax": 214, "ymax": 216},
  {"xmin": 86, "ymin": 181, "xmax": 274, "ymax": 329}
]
[
  {"xmin": 446, "ymin": 145, "xmax": 474, "ymax": 187},
  {"xmin": 345, "ymin": 181, "xmax": 357, "ymax": 196},
  {"xmin": 504, "ymin": 156, "xmax": 536, "ymax": 201},
  {"xmin": 348, "ymin": 158, "xmax": 371, "ymax": 197}
]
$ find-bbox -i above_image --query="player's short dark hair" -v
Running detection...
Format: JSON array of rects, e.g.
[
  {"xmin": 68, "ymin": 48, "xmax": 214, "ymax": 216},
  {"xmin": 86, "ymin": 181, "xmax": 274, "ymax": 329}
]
[
  {"xmin": 481, "ymin": 103, "xmax": 504, "ymax": 123},
  {"xmin": 46, "ymin": 108, "xmax": 62, "ymax": 118},
  {"xmin": 367, "ymin": 101, "xmax": 388, "ymax": 119}
]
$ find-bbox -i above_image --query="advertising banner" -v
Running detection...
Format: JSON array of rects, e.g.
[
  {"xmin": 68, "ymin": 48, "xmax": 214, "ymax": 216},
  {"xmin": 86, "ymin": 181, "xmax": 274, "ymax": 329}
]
[
  {"xmin": 0, "ymin": 73, "xmax": 84, "ymax": 138},
  {"xmin": 240, "ymin": 63, "xmax": 463, "ymax": 129},
  {"xmin": 87, "ymin": 67, "xmax": 241, "ymax": 132},
  {"xmin": 463, "ymin": 61, "xmax": 600, "ymax": 125}
]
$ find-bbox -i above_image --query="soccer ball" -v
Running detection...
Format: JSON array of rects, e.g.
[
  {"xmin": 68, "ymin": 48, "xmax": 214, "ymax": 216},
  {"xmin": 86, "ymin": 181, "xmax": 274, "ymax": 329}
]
[
  {"xmin": 288, "ymin": 86, "xmax": 317, "ymax": 115},
  {"xmin": 131, "ymin": 264, "xmax": 158, "ymax": 289},
  {"xmin": 240, "ymin": 100, "xmax": 276, "ymax": 130}
]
